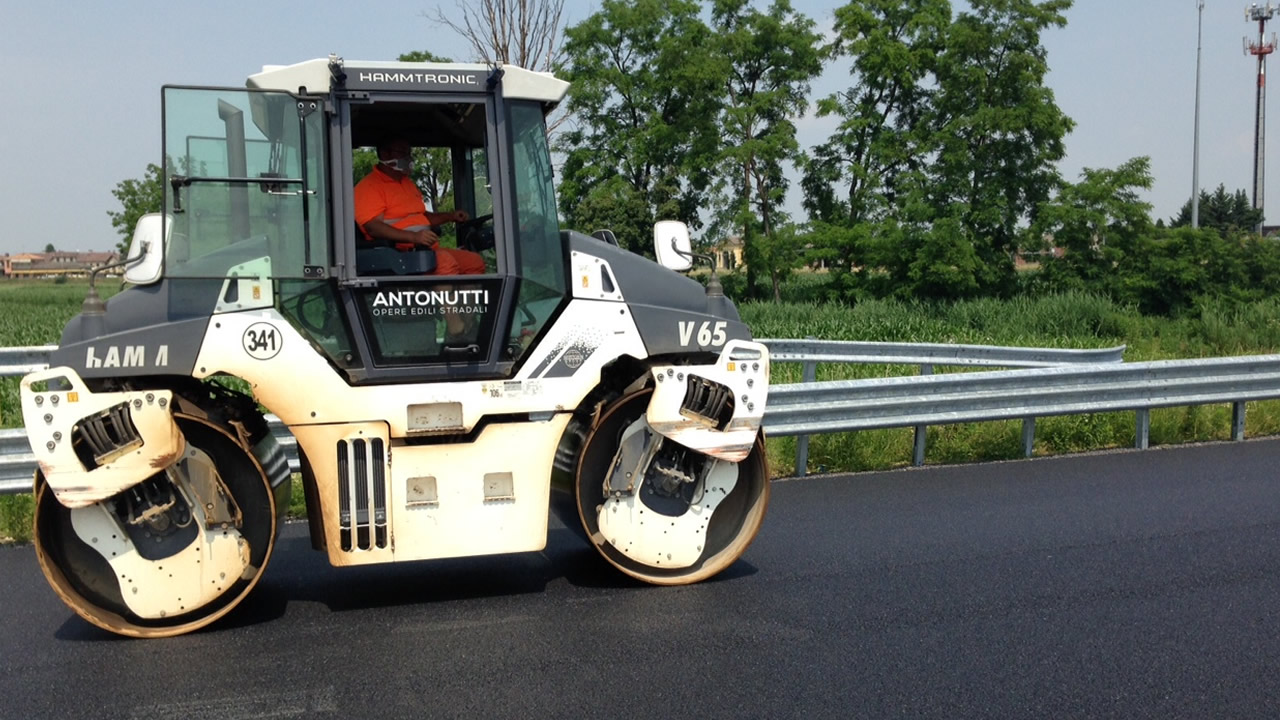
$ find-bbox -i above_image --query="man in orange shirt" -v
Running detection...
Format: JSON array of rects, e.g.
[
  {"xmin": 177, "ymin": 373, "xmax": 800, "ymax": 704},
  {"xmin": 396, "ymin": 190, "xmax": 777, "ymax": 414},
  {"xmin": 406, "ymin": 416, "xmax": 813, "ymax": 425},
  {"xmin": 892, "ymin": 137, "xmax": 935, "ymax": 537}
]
[{"xmin": 354, "ymin": 138, "xmax": 486, "ymax": 275}]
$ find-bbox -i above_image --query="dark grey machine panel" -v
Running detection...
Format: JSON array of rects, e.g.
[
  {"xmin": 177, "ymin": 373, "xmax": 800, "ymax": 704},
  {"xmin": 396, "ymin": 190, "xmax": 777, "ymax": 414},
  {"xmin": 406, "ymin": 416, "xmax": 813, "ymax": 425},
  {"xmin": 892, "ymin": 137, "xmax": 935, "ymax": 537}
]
[
  {"xmin": 51, "ymin": 279, "xmax": 219, "ymax": 378},
  {"xmin": 565, "ymin": 231, "xmax": 750, "ymax": 357},
  {"xmin": 52, "ymin": 318, "xmax": 210, "ymax": 379},
  {"xmin": 629, "ymin": 306, "xmax": 752, "ymax": 357}
]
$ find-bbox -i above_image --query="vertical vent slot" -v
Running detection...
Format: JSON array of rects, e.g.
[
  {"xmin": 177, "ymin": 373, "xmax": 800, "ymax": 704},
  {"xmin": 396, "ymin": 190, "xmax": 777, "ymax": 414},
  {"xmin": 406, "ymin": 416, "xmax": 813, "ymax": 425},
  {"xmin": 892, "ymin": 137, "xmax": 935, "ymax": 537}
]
[
  {"xmin": 354, "ymin": 438, "xmax": 369, "ymax": 550},
  {"xmin": 371, "ymin": 439, "xmax": 387, "ymax": 548},
  {"xmin": 338, "ymin": 441, "xmax": 351, "ymax": 551},
  {"xmin": 337, "ymin": 436, "xmax": 389, "ymax": 553}
]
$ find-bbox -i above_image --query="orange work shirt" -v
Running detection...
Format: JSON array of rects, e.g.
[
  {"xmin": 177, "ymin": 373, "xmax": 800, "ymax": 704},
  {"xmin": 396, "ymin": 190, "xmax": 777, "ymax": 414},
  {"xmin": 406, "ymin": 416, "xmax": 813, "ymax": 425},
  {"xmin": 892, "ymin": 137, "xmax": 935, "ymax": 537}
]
[{"xmin": 353, "ymin": 165, "xmax": 446, "ymax": 245}]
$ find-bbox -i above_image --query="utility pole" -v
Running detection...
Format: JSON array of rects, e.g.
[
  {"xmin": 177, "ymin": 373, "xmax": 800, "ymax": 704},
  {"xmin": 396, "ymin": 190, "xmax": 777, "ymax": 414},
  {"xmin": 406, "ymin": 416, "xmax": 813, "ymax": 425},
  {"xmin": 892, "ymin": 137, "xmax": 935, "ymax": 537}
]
[
  {"xmin": 1246, "ymin": 2, "xmax": 1277, "ymax": 233},
  {"xmin": 1194, "ymin": 0, "xmax": 1205, "ymax": 228}
]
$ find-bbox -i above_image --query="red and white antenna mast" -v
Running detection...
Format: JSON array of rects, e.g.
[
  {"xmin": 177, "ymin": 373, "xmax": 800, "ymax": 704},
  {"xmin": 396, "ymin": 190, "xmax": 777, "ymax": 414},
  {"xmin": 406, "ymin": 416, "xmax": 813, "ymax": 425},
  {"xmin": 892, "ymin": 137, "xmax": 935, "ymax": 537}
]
[{"xmin": 1246, "ymin": 2, "xmax": 1278, "ymax": 232}]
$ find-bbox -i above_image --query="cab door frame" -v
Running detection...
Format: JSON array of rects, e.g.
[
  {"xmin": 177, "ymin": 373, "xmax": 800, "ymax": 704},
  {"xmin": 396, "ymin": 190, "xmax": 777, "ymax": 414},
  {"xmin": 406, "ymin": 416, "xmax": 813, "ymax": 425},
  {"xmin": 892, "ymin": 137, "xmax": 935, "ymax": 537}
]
[{"xmin": 323, "ymin": 87, "xmax": 523, "ymax": 384}]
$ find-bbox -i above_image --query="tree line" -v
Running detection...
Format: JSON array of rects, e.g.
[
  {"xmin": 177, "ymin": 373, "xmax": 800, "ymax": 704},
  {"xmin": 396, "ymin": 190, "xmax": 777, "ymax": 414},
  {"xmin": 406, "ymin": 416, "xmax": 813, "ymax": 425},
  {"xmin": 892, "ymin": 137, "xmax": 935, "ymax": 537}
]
[{"xmin": 109, "ymin": 0, "xmax": 1280, "ymax": 316}]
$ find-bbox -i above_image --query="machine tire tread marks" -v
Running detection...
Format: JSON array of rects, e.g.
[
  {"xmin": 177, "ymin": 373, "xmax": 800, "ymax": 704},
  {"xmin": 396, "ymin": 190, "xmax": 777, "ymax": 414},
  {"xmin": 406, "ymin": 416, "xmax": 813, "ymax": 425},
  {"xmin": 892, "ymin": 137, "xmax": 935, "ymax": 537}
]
[
  {"xmin": 33, "ymin": 414, "xmax": 278, "ymax": 638},
  {"xmin": 574, "ymin": 388, "xmax": 770, "ymax": 584}
]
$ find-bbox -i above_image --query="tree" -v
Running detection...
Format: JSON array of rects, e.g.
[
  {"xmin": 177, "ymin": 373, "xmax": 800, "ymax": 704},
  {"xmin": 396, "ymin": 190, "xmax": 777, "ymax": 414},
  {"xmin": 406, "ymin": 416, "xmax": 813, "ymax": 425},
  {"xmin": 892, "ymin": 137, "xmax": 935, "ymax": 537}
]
[
  {"xmin": 1030, "ymin": 156, "xmax": 1154, "ymax": 294},
  {"xmin": 920, "ymin": 0, "xmax": 1075, "ymax": 298},
  {"xmin": 556, "ymin": 0, "xmax": 723, "ymax": 253},
  {"xmin": 902, "ymin": 215, "xmax": 983, "ymax": 299},
  {"xmin": 710, "ymin": 0, "xmax": 822, "ymax": 300},
  {"xmin": 426, "ymin": 0, "xmax": 564, "ymax": 71},
  {"xmin": 801, "ymin": 0, "xmax": 950, "ymax": 230},
  {"xmin": 1130, "ymin": 227, "xmax": 1252, "ymax": 315},
  {"xmin": 1170, "ymin": 185, "xmax": 1263, "ymax": 234},
  {"xmin": 43, "ymin": 243, "xmax": 55, "ymax": 253},
  {"xmin": 566, "ymin": 175, "xmax": 655, "ymax": 241},
  {"xmin": 802, "ymin": 0, "xmax": 1073, "ymax": 301},
  {"xmin": 107, "ymin": 163, "xmax": 164, "ymax": 255},
  {"xmin": 1028, "ymin": 159, "xmax": 1280, "ymax": 315},
  {"xmin": 799, "ymin": 0, "xmax": 950, "ymax": 302},
  {"xmin": 753, "ymin": 222, "xmax": 811, "ymax": 299},
  {"xmin": 425, "ymin": 0, "xmax": 568, "ymax": 133}
]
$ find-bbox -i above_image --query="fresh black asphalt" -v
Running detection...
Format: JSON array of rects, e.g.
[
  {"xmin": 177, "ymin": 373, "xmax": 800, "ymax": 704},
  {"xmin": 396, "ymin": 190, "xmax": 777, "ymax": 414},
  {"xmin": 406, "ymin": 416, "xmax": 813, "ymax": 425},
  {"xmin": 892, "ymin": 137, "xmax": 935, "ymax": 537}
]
[{"xmin": 1, "ymin": 439, "xmax": 1277, "ymax": 719}]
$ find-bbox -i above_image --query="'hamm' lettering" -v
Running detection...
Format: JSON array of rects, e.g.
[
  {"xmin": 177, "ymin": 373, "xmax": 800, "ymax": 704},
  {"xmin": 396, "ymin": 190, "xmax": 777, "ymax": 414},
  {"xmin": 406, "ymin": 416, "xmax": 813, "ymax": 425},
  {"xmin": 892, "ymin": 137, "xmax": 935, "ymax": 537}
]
[{"xmin": 85, "ymin": 345, "xmax": 170, "ymax": 369}]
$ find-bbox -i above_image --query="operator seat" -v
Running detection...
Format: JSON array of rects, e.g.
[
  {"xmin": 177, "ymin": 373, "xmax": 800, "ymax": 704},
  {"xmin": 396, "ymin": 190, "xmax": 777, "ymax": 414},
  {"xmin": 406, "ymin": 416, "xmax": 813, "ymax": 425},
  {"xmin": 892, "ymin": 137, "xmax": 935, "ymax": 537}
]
[{"xmin": 354, "ymin": 221, "xmax": 438, "ymax": 275}]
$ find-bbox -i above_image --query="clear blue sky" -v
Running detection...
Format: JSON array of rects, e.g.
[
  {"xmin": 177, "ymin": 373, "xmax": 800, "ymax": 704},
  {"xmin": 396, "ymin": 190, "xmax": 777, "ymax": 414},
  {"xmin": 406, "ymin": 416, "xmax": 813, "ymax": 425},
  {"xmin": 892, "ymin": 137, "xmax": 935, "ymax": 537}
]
[{"xmin": 0, "ymin": 1, "xmax": 1263, "ymax": 254}]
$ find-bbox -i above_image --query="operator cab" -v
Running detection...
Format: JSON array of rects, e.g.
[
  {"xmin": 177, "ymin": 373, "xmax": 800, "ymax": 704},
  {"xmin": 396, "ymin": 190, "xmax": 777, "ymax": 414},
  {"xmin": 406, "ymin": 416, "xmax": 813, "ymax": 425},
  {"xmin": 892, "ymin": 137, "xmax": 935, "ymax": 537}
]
[{"xmin": 152, "ymin": 58, "xmax": 568, "ymax": 384}]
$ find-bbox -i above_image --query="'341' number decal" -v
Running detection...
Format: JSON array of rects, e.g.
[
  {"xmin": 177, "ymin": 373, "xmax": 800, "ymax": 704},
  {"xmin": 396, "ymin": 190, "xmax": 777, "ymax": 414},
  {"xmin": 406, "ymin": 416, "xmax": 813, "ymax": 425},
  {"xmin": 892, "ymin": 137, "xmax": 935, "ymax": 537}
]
[
  {"xmin": 678, "ymin": 320, "xmax": 727, "ymax": 347},
  {"xmin": 243, "ymin": 322, "xmax": 283, "ymax": 360}
]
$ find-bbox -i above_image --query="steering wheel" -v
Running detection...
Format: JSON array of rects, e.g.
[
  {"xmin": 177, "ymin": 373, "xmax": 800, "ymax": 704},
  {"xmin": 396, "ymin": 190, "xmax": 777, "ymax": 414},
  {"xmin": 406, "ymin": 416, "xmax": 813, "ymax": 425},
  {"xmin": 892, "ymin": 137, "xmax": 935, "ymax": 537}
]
[{"xmin": 458, "ymin": 214, "xmax": 495, "ymax": 252}]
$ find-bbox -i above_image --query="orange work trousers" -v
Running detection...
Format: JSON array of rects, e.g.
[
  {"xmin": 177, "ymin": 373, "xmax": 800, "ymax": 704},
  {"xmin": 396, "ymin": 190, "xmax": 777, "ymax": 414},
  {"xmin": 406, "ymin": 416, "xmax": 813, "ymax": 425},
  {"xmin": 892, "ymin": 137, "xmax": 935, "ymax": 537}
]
[{"xmin": 431, "ymin": 247, "xmax": 486, "ymax": 275}]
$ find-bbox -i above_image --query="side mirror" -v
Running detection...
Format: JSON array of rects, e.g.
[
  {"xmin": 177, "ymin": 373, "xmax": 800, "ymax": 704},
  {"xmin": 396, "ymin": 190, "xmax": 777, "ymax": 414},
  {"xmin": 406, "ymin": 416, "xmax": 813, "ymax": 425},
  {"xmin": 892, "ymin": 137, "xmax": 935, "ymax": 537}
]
[
  {"xmin": 653, "ymin": 220, "xmax": 692, "ymax": 272},
  {"xmin": 123, "ymin": 213, "xmax": 168, "ymax": 285}
]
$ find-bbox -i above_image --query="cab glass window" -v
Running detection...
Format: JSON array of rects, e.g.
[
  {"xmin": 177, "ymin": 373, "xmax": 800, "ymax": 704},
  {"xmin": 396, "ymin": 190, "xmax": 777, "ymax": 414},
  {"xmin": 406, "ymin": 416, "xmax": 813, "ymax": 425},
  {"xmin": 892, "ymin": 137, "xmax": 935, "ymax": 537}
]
[
  {"xmin": 348, "ymin": 100, "xmax": 496, "ymax": 271},
  {"xmin": 506, "ymin": 101, "xmax": 566, "ymax": 359},
  {"xmin": 162, "ymin": 87, "xmax": 327, "ymax": 279},
  {"xmin": 278, "ymin": 280, "xmax": 359, "ymax": 371}
]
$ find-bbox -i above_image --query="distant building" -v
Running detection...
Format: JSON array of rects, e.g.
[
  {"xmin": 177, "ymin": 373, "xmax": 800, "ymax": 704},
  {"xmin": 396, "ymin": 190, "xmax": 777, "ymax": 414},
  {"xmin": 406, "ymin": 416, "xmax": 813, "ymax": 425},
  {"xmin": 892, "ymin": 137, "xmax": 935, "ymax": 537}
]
[
  {"xmin": 711, "ymin": 235, "xmax": 743, "ymax": 270},
  {"xmin": 708, "ymin": 234, "xmax": 826, "ymax": 271},
  {"xmin": 1, "ymin": 251, "xmax": 121, "ymax": 278},
  {"xmin": 1014, "ymin": 246, "xmax": 1064, "ymax": 270}
]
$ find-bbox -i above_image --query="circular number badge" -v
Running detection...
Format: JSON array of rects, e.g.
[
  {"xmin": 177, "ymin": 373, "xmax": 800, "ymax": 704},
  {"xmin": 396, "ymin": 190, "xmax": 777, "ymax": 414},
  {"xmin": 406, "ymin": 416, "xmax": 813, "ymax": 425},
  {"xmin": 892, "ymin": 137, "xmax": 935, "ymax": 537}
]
[{"xmin": 242, "ymin": 322, "xmax": 283, "ymax": 360}]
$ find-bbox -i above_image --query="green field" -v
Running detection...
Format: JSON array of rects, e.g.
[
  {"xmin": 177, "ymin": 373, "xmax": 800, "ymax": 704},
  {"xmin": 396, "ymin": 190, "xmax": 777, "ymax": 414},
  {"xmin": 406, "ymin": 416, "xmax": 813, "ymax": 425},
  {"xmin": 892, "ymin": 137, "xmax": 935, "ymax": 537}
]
[
  {"xmin": 0, "ymin": 280, "xmax": 123, "ymax": 430},
  {"xmin": 4, "ymin": 279, "xmax": 1280, "ymax": 542},
  {"xmin": 0, "ymin": 280, "xmax": 123, "ymax": 543}
]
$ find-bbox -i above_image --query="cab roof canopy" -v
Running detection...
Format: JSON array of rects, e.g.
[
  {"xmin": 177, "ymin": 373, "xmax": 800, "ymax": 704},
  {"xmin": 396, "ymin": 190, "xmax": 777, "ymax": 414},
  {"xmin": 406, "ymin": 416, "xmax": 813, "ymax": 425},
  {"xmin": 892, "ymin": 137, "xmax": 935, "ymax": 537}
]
[{"xmin": 246, "ymin": 57, "xmax": 569, "ymax": 109}]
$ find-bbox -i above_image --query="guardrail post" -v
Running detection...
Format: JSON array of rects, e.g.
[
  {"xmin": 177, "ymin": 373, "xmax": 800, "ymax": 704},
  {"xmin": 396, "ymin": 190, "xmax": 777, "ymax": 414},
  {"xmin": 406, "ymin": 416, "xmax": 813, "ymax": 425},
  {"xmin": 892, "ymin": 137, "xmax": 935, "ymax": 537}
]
[
  {"xmin": 793, "ymin": 357, "xmax": 818, "ymax": 478},
  {"xmin": 1232, "ymin": 401, "xmax": 1247, "ymax": 441},
  {"xmin": 912, "ymin": 364, "xmax": 933, "ymax": 467},
  {"xmin": 1135, "ymin": 409, "xmax": 1150, "ymax": 449},
  {"xmin": 1021, "ymin": 418, "xmax": 1035, "ymax": 457}
]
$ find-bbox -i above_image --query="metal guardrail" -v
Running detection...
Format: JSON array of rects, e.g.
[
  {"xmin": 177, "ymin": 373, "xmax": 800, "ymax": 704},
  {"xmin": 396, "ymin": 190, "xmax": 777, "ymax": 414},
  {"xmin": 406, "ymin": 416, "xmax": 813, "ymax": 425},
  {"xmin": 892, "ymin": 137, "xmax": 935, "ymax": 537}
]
[
  {"xmin": 757, "ymin": 338, "xmax": 1127, "ymax": 476},
  {"xmin": 757, "ymin": 338, "xmax": 1126, "ymax": 368},
  {"xmin": 0, "ymin": 340, "xmax": 1127, "ymax": 492},
  {"xmin": 7, "ymin": 342, "xmax": 1273, "ymax": 493},
  {"xmin": 0, "ymin": 345, "xmax": 57, "ymax": 376},
  {"xmin": 764, "ymin": 353, "xmax": 1279, "ymax": 440}
]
